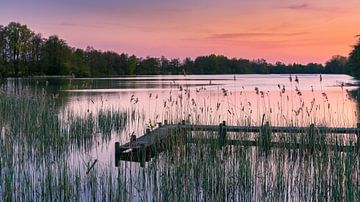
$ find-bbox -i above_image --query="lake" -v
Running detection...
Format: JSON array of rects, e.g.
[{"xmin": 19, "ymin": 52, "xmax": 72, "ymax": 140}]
[{"xmin": 1, "ymin": 74, "xmax": 359, "ymax": 201}]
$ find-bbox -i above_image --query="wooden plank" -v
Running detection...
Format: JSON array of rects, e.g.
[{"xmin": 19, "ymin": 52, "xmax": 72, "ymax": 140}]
[
  {"xmin": 188, "ymin": 137, "xmax": 357, "ymax": 152},
  {"xmin": 179, "ymin": 124, "xmax": 360, "ymax": 134},
  {"xmin": 119, "ymin": 126, "xmax": 171, "ymax": 149},
  {"xmin": 115, "ymin": 123, "xmax": 360, "ymax": 166}
]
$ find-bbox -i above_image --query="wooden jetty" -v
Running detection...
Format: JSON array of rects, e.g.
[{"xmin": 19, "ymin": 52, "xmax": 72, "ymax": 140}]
[{"xmin": 115, "ymin": 121, "xmax": 360, "ymax": 166}]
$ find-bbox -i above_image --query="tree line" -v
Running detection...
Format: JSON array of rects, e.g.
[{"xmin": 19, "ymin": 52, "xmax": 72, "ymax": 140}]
[{"xmin": 0, "ymin": 22, "xmax": 356, "ymax": 78}]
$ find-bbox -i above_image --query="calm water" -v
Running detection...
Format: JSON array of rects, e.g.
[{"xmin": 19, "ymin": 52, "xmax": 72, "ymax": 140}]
[
  {"xmin": 1, "ymin": 74, "xmax": 360, "ymax": 200},
  {"xmin": 5, "ymin": 75, "xmax": 359, "ymax": 156},
  {"xmin": 5, "ymin": 74, "xmax": 358, "ymax": 162}
]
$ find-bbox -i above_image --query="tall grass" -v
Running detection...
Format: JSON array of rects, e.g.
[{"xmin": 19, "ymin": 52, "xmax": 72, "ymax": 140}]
[{"xmin": 0, "ymin": 75, "xmax": 359, "ymax": 201}]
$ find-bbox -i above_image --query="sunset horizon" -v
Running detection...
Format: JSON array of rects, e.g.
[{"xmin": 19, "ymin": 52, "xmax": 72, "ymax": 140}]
[
  {"xmin": 3, "ymin": 1, "xmax": 360, "ymax": 200},
  {"xmin": 1, "ymin": 0, "xmax": 360, "ymax": 64}
]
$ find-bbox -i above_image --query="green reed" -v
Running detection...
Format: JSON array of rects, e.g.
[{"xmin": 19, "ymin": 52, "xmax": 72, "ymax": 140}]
[{"xmin": 1, "ymin": 76, "xmax": 360, "ymax": 201}]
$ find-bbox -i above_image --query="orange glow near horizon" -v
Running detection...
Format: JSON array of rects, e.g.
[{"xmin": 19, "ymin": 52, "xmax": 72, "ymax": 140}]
[{"xmin": 1, "ymin": 0, "xmax": 360, "ymax": 64}]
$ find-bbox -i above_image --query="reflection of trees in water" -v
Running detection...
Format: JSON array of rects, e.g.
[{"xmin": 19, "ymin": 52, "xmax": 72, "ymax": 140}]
[
  {"xmin": 0, "ymin": 77, "xmax": 128, "ymax": 160},
  {"xmin": 0, "ymin": 84, "xmax": 129, "ymax": 200},
  {"xmin": 1, "ymin": 77, "xmax": 72, "ymax": 110}
]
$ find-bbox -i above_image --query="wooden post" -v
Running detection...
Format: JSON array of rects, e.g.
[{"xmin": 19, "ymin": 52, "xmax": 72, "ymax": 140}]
[
  {"xmin": 164, "ymin": 120, "xmax": 168, "ymax": 125},
  {"xmin": 357, "ymin": 123, "xmax": 360, "ymax": 147},
  {"xmin": 309, "ymin": 124, "xmax": 315, "ymax": 149},
  {"xmin": 115, "ymin": 142, "xmax": 120, "ymax": 167},
  {"xmin": 261, "ymin": 121, "xmax": 271, "ymax": 149},
  {"xmin": 219, "ymin": 121, "xmax": 227, "ymax": 146},
  {"xmin": 181, "ymin": 119, "xmax": 187, "ymax": 142},
  {"xmin": 140, "ymin": 143, "xmax": 146, "ymax": 167},
  {"xmin": 318, "ymin": 125, "xmax": 326, "ymax": 150},
  {"xmin": 158, "ymin": 122, "xmax": 162, "ymax": 128},
  {"xmin": 218, "ymin": 122, "xmax": 223, "ymax": 146}
]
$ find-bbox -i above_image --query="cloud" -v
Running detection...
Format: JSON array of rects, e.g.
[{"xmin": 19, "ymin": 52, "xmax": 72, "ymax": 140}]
[
  {"xmin": 152, "ymin": 7, "xmax": 189, "ymax": 14},
  {"xmin": 58, "ymin": 21, "xmax": 151, "ymax": 31},
  {"xmin": 281, "ymin": 3, "xmax": 340, "ymax": 13},
  {"xmin": 58, "ymin": 21, "xmax": 197, "ymax": 33},
  {"xmin": 208, "ymin": 32, "xmax": 309, "ymax": 39},
  {"xmin": 59, "ymin": 22, "xmax": 78, "ymax": 26},
  {"xmin": 285, "ymin": 3, "xmax": 309, "ymax": 10}
]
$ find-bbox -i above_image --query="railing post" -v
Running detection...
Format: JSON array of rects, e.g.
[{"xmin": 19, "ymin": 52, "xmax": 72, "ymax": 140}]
[
  {"xmin": 357, "ymin": 123, "xmax": 360, "ymax": 147},
  {"xmin": 115, "ymin": 142, "xmax": 120, "ymax": 167},
  {"xmin": 180, "ymin": 119, "xmax": 187, "ymax": 142},
  {"xmin": 261, "ymin": 121, "xmax": 271, "ymax": 149},
  {"xmin": 140, "ymin": 143, "xmax": 146, "ymax": 167},
  {"xmin": 308, "ymin": 124, "xmax": 315, "ymax": 151},
  {"xmin": 219, "ymin": 121, "xmax": 227, "ymax": 146}
]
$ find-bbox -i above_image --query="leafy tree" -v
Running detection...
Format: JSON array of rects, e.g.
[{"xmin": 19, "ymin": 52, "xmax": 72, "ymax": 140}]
[
  {"xmin": 0, "ymin": 25, "xmax": 5, "ymax": 76},
  {"xmin": 0, "ymin": 25, "xmax": 5, "ymax": 61},
  {"xmin": 84, "ymin": 46, "xmax": 103, "ymax": 76},
  {"xmin": 252, "ymin": 59, "xmax": 269, "ymax": 74},
  {"xmin": 194, "ymin": 54, "xmax": 230, "ymax": 74},
  {"xmin": 305, "ymin": 63, "xmax": 323, "ymax": 74},
  {"xmin": 182, "ymin": 57, "xmax": 194, "ymax": 75},
  {"xmin": 169, "ymin": 58, "xmax": 181, "ymax": 74},
  {"xmin": 271, "ymin": 62, "xmax": 287, "ymax": 74},
  {"xmin": 118, "ymin": 53, "xmax": 129, "ymax": 75},
  {"xmin": 128, "ymin": 55, "xmax": 137, "ymax": 75},
  {"xmin": 348, "ymin": 37, "xmax": 360, "ymax": 78},
  {"xmin": 71, "ymin": 48, "xmax": 90, "ymax": 77},
  {"xmin": 136, "ymin": 57, "xmax": 159, "ymax": 75},
  {"xmin": 235, "ymin": 59, "xmax": 252, "ymax": 74},
  {"xmin": 160, "ymin": 56, "xmax": 169, "ymax": 74},
  {"xmin": 0, "ymin": 22, "xmax": 353, "ymax": 77},
  {"xmin": 5, "ymin": 22, "xmax": 33, "ymax": 75},
  {"xmin": 42, "ymin": 35, "xmax": 72, "ymax": 75},
  {"xmin": 28, "ymin": 33, "xmax": 44, "ymax": 74},
  {"xmin": 325, "ymin": 55, "xmax": 348, "ymax": 74}
]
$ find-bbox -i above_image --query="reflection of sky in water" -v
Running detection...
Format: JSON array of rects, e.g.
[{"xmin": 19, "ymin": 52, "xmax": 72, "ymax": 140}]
[
  {"xmin": 51, "ymin": 74, "xmax": 358, "ymax": 168},
  {"xmin": 2, "ymin": 74, "xmax": 360, "ymax": 200},
  {"xmin": 62, "ymin": 74, "xmax": 358, "ymax": 127},
  {"xmin": 62, "ymin": 74, "xmax": 356, "ymax": 92},
  {"xmin": 8, "ymin": 74, "xmax": 359, "ymax": 157}
]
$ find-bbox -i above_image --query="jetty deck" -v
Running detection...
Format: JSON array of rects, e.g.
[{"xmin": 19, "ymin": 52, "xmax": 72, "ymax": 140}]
[{"xmin": 115, "ymin": 121, "xmax": 360, "ymax": 166}]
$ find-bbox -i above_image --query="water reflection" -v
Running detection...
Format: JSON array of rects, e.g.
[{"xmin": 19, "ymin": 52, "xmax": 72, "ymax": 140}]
[{"xmin": 1, "ymin": 74, "xmax": 359, "ymax": 200}]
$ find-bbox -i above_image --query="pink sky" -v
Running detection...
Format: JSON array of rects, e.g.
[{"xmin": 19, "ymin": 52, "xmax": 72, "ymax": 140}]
[{"xmin": 1, "ymin": 0, "xmax": 360, "ymax": 64}]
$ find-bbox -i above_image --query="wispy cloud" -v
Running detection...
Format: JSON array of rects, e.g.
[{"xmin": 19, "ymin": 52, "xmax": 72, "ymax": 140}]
[
  {"xmin": 58, "ymin": 20, "xmax": 204, "ymax": 33},
  {"xmin": 285, "ymin": 3, "xmax": 309, "ymax": 10},
  {"xmin": 58, "ymin": 22, "xmax": 105, "ymax": 29},
  {"xmin": 152, "ymin": 7, "xmax": 189, "ymax": 14},
  {"xmin": 281, "ymin": 3, "xmax": 340, "ymax": 12},
  {"xmin": 58, "ymin": 21, "xmax": 157, "ymax": 32},
  {"xmin": 59, "ymin": 22, "xmax": 78, "ymax": 26},
  {"xmin": 208, "ymin": 32, "xmax": 309, "ymax": 39}
]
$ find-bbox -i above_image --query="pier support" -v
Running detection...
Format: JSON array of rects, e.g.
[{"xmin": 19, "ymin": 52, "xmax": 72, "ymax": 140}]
[
  {"xmin": 139, "ymin": 143, "xmax": 146, "ymax": 167},
  {"xmin": 219, "ymin": 121, "xmax": 227, "ymax": 146},
  {"xmin": 115, "ymin": 142, "xmax": 120, "ymax": 167},
  {"xmin": 357, "ymin": 123, "xmax": 360, "ymax": 147},
  {"xmin": 260, "ymin": 122, "xmax": 271, "ymax": 149},
  {"xmin": 115, "ymin": 122, "xmax": 360, "ymax": 166},
  {"xmin": 308, "ymin": 124, "xmax": 315, "ymax": 149}
]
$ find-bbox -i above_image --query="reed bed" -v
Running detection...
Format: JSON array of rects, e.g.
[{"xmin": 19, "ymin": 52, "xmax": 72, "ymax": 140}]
[{"xmin": 0, "ymin": 75, "xmax": 359, "ymax": 201}]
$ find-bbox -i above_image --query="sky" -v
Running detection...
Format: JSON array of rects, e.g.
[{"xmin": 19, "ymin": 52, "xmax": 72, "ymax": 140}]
[{"xmin": 1, "ymin": 0, "xmax": 360, "ymax": 64}]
